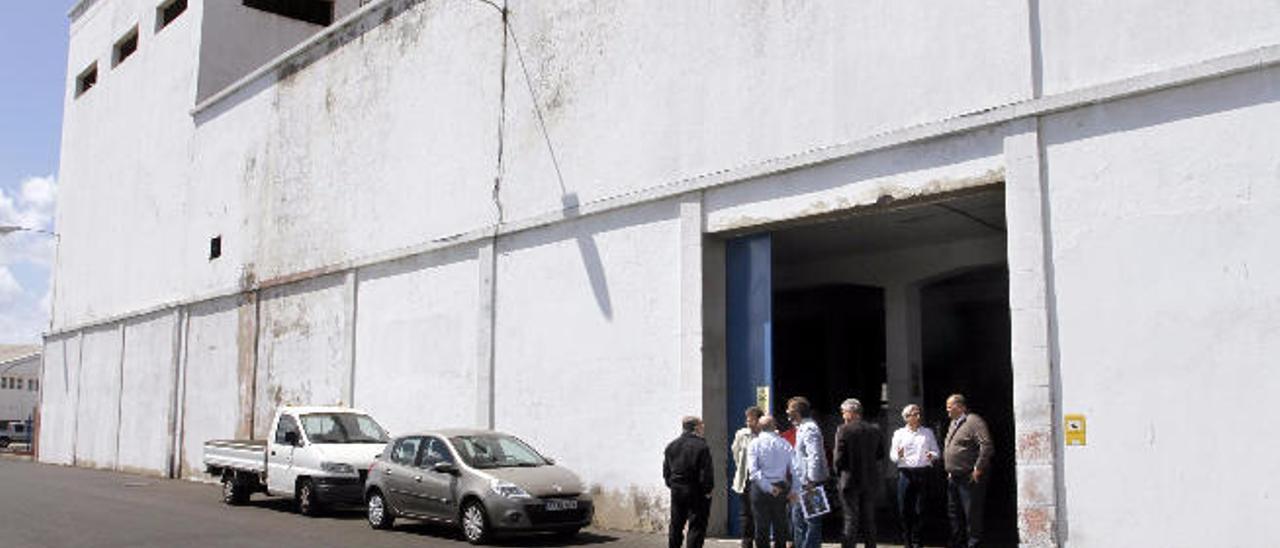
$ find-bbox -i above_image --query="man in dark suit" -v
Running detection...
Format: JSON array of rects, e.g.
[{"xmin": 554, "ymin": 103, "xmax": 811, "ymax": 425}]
[
  {"xmin": 833, "ymin": 398, "xmax": 885, "ymax": 548},
  {"xmin": 943, "ymin": 394, "xmax": 994, "ymax": 548},
  {"xmin": 664, "ymin": 415, "xmax": 715, "ymax": 548}
]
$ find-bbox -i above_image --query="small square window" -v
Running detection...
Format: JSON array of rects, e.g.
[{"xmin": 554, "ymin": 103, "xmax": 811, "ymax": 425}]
[
  {"xmin": 209, "ymin": 235, "xmax": 222, "ymax": 260},
  {"xmin": 157, "ymin": 0, "xmax": 188, "ymax": 32},
  {"xmin": 75, "ymin": 63, "xmax": 98, "ymax": 98},
  {"xmin": 113, "ymin": 27, "xmax": 139, "ymax": 68}
]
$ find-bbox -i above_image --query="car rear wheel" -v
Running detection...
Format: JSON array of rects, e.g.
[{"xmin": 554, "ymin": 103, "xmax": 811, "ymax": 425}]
[
  {"xmin": 461, "ymin": 500, "xmax": 490, "ymax": 545},
  {"xmin": 221, "ymin": 473, "xmax": 250, "ymax": 505},
  {"xmin": 0, "ymin": 437, "xmax": 10, "ymax": 449},
  {"xmin": 367, "ymin": 490, "xmax": 395, "ymax": 530}
]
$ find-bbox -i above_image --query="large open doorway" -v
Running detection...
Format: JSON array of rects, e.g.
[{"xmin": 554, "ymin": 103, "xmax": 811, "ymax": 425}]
[{"xmin": 724, "ymin": 187, "xmax": 1018, "ymax": 546}]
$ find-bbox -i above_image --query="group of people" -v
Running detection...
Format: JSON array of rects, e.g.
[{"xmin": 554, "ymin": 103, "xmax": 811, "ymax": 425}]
[{"xmin": 662, "ymin": 394, "xmax": 993, "ymax": 548}]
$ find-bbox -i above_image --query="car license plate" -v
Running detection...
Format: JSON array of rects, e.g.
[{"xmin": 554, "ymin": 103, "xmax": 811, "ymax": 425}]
[{"xmin": 545, "ymin": 499, "xmax": 578, "ymax": 511}]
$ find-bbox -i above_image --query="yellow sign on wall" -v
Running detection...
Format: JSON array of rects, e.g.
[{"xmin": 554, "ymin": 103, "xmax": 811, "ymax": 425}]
[
  {"xmin": 756, "ymin": 386, "xmax": 771, "ymax": 414},
  {"xmin": 1065, "ymin": 414, "xmax": 1086, "ymax": 446}
]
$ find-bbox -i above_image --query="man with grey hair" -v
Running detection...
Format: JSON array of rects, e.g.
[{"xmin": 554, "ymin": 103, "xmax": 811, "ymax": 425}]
[
  {"xmin": 833, "ymin": 398, "xmax": 884, "ymax": 548},
  {"xmin": 890, "ymin": 403, "xmax": 939, "ymax": 548},
  {"xmin": 664, "ymin": 416, "xmax": 714, "ymax": 548}
]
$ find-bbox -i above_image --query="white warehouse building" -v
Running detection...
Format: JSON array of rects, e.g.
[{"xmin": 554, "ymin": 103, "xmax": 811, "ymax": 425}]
[{"xmin": 41, "ymin": 0, "xmax": 1280, "ymax": 546}]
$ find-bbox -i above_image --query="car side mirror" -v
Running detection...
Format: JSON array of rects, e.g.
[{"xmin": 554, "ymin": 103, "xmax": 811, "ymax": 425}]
[
  {"xmin": 284, "ymin": 431, "xmax": 301, "ymax": 447},
  {"xmin": 544, "ymin": 457, "xmax": 556, "ymax": 465},
  {"xmin": 432, "ymin": 462, "xmax": 460, "ymax": 475}
]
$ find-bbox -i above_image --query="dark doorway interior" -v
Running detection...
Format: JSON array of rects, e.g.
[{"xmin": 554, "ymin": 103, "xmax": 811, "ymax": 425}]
[
  {"xmin": 921, "ymin": 265, "xmax": 1018, "ymax": 547},
  {"xmin": 772, "ymin": 284, "xmax": 887, "ymax": 539}
]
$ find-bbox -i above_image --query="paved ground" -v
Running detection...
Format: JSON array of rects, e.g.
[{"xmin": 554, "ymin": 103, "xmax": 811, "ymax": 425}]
[
  {"xmin": 0, "ymin": 457, "xmax": 915, "ymax": 548},
  {"xmin": 0, "ymin": 457, "xmax": 667, "ymax": 548}
]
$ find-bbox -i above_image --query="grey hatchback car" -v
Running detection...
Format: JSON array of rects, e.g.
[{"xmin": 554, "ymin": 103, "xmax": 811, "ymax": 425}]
[{"xmin": 364, "ymin": 429, "xmax": 593, "ymax": 544}]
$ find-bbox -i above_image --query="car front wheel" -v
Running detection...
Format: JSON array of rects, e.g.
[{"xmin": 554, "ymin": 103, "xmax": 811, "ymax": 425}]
[
  {"xmin": 367, "ymin": 491, "xmax": 395, "ymax": 530},
  {"xmin": 461, "ymin": 500, "xmax": 490, "ymax": 545},
  {"xmin": 297, "ymin": 479, "xmax": 321, "ymax": 516}
]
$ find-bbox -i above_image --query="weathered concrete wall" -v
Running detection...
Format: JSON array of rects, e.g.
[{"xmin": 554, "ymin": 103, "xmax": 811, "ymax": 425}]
[
  {"xmin": 38, "ymin": 335, "xmax": 79, "ymax": 465},
  {"xmin": 74, "ymin": 326, "xmax": 123, "ymax": 470},
  {"xmin": 179, "ymin": 296, "xmax": 255, "ymax": 478},
  {"xmin": 1042, "ymin": 67, "xmax": 1280, "ymax": 546},
  {"xmin": 1038, "ymin": 0, "xmax": 1280, "ymax": 94},
  {"xmin": 253, "ymin": 275, "xmax": 352, "ymax": 439},
  {"xmin": 353, "ymin": 245, "xmax": 481, "ymax": 434},
  {"xmin": 191, "ymin": 0, "xmax": 503, "ymax": 287},
  {"xmin": 117, "ymin": 311, "xmax": 178, "ymax": 476},
  {"xmin": 54, "ymin": 0, "xmax": 201, "ymax": 330},
  {"xmin": 492, "ymin": 200, "xmax": 686, "ymax": 531}
]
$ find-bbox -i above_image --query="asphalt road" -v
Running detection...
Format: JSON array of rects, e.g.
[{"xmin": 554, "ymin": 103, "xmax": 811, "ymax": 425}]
[{"xmin": 0, "ymin": 457, "xmax": 666, "ymax": 548}]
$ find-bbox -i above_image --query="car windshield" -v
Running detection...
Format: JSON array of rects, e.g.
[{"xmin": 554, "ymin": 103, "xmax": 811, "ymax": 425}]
[
  {"xmin": 449, "ymin": 434, "xmax": 549, "ymax": 469},
  {"xmin": 299, "ymin": 413, "xmax": 389, "ymax": 444}
]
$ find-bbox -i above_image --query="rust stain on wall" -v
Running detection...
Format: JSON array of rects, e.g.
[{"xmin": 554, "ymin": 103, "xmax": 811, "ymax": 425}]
[
  {"xmin": 1018, "ymin": 506, "xmax": 1054, "ymax": 545},
  {"xmin": 1017, "ymin": 429, "xmax": 1052, "ymax": 463},
  {"xmin": 235, "ymin": 293, "xmax": 258, "ymax": 440}
]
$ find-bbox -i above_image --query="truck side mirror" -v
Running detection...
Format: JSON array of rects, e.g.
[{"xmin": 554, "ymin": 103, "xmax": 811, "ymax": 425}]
[{"xmin": 284, "ymin": 431, "xmax": 301, "ymax": 447}]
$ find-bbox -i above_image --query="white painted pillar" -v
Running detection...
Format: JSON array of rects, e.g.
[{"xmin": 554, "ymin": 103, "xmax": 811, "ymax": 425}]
[
  {"xmin": 1003, "ymin": 117, "xmax": 1062, "ymax": 547},
  {"xmin": 475, "ymin": 239, "xmax": 497, "ymax": 430}
]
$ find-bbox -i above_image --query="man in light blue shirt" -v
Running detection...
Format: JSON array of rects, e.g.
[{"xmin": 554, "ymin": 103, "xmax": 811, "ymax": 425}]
[
  {"xmin": 747, "ymin": 416, "xmax": 793, "ymax": 548},
  {"xmin": 787, "ymin": 396, "xmax": 830, "ymax": 548}
]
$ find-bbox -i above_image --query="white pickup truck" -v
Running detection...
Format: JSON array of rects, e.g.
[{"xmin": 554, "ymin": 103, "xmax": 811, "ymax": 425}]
[{"xmin": 203, "ymin": 406, "xmax": 391, "ymax": 515}]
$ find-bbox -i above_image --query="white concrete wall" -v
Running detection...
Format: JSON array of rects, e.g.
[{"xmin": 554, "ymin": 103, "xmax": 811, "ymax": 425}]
[
  {"xmin": 353, "ymin": 245, "xmax": 480, "ymax": 435},
  {"xmin": 55, "ymin": 0, "xmax": 201, "ymax": 329},
  {"xmin": 253, "ymin": 275, "xmax": 352, "ymax": 439},
  {"xmin": 1038, "ymin": 0, "xmax": 1280, "ymax": 94},
  {"xmin": 74, "ymin": 326, "xmax": 123, "ymax": 469},
  {"xmin": 500, "ymin": 0, "xmax": 1031, "ymax": 222},
  {"xmin": 38, "ymin": 336, "xmax": 79, "ymax": 465},
  {"xmin": 179, "ymin": 296, "xmax": 254, "ymax": 478},
  {"xmin": 117, "ymin": 312, "xmax": 178, "ymax": 475},
  {"xmin": 492, "ymin": 200, "xmax": 686, "ymax": 531},
  {"xmin": 1043, "ymin": 67, "xmax": 1280, "ymax": 546}
]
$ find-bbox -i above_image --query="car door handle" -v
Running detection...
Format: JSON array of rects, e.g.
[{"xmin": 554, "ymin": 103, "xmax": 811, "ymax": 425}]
[
  {"xmin": 270, "ymin": 451, "xmax": 276, "ymax": 456},
  {"xmin": 414, "ymin": 476, "xmax": 422, "ymax": 482}
]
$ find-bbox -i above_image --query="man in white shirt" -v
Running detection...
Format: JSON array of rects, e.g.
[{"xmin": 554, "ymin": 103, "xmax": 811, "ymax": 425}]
[
  {"xmin": 786, "ymin": 396, "xmax": 829, "ymax": 548},
  {"xmin": 731, "ymin": 406, "xmax": 764, "ymax": 548},
  {"xmin": 890, "ymin": 403, "xmax": 940, "ymax": 548},
  {"xmin": 748, "ymin": 416, "xmax": 793, "ymax": 548}
]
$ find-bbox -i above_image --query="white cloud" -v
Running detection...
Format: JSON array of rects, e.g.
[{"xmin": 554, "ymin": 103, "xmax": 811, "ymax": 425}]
[{"xmin": 0, "ymin": 175, "xmax": 58, "ymax": 344}]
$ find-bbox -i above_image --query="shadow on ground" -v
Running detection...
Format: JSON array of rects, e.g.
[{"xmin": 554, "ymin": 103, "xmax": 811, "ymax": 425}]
[{"xmin": 242, "ymin": 498, "xmax": 619, "ymax": 545}]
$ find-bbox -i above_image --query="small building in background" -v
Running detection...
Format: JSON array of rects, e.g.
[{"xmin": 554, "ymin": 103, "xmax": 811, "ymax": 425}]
[{"xmin": 0, "ymin": 345, "xmax": 40, "ymax": 426}]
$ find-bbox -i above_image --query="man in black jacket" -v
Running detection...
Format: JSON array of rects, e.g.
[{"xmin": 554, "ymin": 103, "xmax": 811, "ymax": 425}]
[
  {"xmin": 833, "ymin": 398, "xmax": 885, "ymax": 548},
  {"xmin": 664, "ymin": 415, "xmax": 715, "ymax": 548}
]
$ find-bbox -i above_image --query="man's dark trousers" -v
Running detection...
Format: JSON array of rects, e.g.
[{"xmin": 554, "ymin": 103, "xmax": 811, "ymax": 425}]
[
  {"xmin": 897, "ymin": 468, "xmax": 929, "ymax": 548},
  {"xmin": 750, "ymin": 484, "xmax": 789, "ymax": 548},
  {"xmin": 839, "ymin": 486, "xmax": 877, "ymax": 548},
  {"xmin": 740, "ymin": 481, "xmax": 756, "ymax": 547},
  {"xmin": 947, "ymin": 475, "xmax": 986, "ymax": 548},
  {"xmin": 670, "ymin": 486, "xmax": 710, "ymax": 548}
]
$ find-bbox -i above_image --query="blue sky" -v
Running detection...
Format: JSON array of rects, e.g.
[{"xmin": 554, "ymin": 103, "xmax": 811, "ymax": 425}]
[{"xmin": 0, "ymin": 2, "xmax": 72, "ymax": 344}]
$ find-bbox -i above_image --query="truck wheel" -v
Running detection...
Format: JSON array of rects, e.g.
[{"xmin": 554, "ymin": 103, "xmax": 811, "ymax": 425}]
[
  {"xmin": 461, "ymin": 500, "xmax": 490, "ymax": 545},
  {"xmin": 366, "ymin": 490, "xmax": 395, "ymax": 530},
  {"xmin": 297, "ymin": 479, "xmax": 322, "ymax": 516},
  {"xmin": 0, "ymin": 437, "xmax": 9, "ymax": 449},
  {"xmin": 221, "ymin": 474, "xmax": 250, "ymax": 505}
]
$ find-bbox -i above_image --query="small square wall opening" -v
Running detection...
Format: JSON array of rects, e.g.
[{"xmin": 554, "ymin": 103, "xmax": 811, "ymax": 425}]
[
  {"xmin": 75, "ymin": 63, "xmax": 98, "ymax": 97},
  {"xmin": 157, "ymin": 0, "xmax": 188, "ymax": 32},
  {"xmin": 209, "ymin": 235, "xmax": 222, "ymax": 260},
  {"xmin": 113, "ymin": 27, "xmax": 139, "ymax": 68}
]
